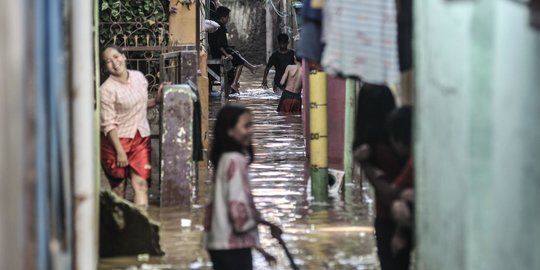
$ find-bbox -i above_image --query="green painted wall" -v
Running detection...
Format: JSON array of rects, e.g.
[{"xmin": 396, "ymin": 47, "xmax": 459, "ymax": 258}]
[{"xmin": 416, "ymin": 0, "xmax": 540, "ymax": 269}]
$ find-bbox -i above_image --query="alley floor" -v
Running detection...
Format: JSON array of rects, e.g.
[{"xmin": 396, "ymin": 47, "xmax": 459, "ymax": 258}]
[{"xmin": 98, "ymin": 71, "xmax": 380, "ymax": 270}]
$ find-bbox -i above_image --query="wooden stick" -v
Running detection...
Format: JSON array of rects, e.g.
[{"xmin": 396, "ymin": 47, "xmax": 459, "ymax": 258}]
[{"xmin": 277, "ymin": 235, "xmax": 299, "ymax": 270}]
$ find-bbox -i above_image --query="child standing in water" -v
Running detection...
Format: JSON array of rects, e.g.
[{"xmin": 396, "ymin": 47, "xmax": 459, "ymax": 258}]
[
  {"xmin": 204, "ymin": 104, "xmax": 282, "ymax": 270},
  {"xmin": 277, "ymin": 56, "xmax": 303, "ymax": 113}
]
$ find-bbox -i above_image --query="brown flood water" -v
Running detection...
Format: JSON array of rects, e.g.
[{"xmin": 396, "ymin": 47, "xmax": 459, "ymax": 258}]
[{"xmin": 98, "ymin": 73, "xmax": 380, "ymax": 270}]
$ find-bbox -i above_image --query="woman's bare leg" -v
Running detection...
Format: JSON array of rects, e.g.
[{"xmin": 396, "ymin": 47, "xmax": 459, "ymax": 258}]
[
  {"xmin": 111, "ymin": 180, "xmax": 126, "ymax": 198},
  {"xmin": 130, "ymin": 171, "xmax": 148, "ymax": 207}
]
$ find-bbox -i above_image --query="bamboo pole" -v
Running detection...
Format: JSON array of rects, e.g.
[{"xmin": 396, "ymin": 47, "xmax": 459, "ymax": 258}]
[
  {"xmin": 343, "ymin": 79, "xmax": 356, "ymax": 183},
  {"xmin": 198, "ymin": 49, "xmax": 210, "ymax": 167},
  {"xmin": 283, "ymin": 0, "xmax": 288, "ymax": 34},
  {"xmin": 309, "ymin": 71, "xmax": 328, "ymax": 201},
  {"xmin": 93, "ymin": 0, "xmax": 102, "ymax": 262}
]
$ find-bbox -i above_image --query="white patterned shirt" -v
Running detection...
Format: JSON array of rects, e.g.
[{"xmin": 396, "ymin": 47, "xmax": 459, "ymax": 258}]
[{"xmin": 203, "ymin": 152, "xmax": 261, "ymax": 250}]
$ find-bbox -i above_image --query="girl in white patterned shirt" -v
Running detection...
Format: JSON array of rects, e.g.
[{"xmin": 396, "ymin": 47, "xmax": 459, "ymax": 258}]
[{"xmin": 204, "ymin": 104, "xmax": 282, "ymax": 270}]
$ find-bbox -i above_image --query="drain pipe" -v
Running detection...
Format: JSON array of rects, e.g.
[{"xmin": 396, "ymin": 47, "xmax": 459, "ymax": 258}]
[
  {"xmin": 309, "ymin": 70, "xmax": 328, "ymax": 201},
  {"xmin": 70, "ymin": 0, "xmax": 97, "ymax": 268}
]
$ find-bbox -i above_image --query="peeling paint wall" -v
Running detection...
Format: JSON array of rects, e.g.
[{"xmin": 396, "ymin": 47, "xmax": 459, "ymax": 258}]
[
  {"xmin": 222, "ymin": 0, "xmax": 270, "ymax": 64},
  {"xmin": 416, "ymin": 0, "xmax": 540, "ymax": 269}
]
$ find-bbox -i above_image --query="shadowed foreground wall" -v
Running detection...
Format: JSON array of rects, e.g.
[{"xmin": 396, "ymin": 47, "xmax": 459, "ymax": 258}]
[{"xmin": 415, "ymin": 1, "xmax": 540, "ymax": 269}]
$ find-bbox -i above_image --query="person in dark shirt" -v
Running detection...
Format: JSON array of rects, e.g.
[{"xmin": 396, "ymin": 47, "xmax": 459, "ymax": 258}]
[
  {"xmin": 261, "ymin": 34, "xmax": 296, "ymax": 94},
  {"xmin": 353, "ymin": 84, "xmax": 402, "ymax": 270},
  {"xmin": 208, "ymin": 6, "xmax": 261, "ymax": 93},
  {"xmin": 355, "ymin": 106, "xmax": 414, "ymax": 270}
]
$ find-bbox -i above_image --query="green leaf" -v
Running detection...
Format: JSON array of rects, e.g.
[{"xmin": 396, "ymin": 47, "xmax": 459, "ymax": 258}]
[{"xmin": 101, "ymin": 2, "xmax": 109, "ymax": 11}]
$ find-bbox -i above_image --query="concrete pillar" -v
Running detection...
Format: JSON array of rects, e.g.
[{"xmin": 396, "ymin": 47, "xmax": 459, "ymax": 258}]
[
  {"xmin": 416, "ymin": 0, "xmax": 540, "ymax": 269},
  {"xmin": 72, "ymin": 0, "xmax": 98, "ymax": 268}
]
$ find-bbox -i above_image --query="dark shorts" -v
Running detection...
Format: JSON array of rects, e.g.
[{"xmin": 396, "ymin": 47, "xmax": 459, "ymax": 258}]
[
  {"xmin": 226, "ymin": 49, "xmax": 246, "ymax": 67},
  {"xmin": 277, "ymin": 90, "xmax": 302, "ymax": 113},
  {"xmin": 100, "ymin": 131, "xmax": 151, "ymax": 188},
  {"xmin": 208, "ymin": 248, "xmax": 253, "ymax": 270}
]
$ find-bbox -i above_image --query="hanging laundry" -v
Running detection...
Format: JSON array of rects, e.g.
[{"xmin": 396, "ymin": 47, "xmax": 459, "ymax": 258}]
[
  {"xmin": 532, "ymin": 0, "xmax": 540, "ymax": 30},
  {"xmin": 322, "ymin": 0, "xmax": 400, "ymax": 85},
  {"xmin": 398, "ymin": 0, "xmax": 413, "ymax": 71},
  {"xmin": 297, "ymin": 0, "xmax": 325, "ymax": 64}
]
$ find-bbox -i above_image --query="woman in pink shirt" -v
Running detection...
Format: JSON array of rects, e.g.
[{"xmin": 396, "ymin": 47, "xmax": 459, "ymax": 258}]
[
  {"xmin": 100, "ymin": 46, "xmax": 165, "ymax": 208},
  {"xmin": 204, "ymin": 104, "xmax": 281, "ymax": 269}
]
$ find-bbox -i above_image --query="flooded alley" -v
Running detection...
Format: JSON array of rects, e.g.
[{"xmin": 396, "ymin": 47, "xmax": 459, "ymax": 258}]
[
  {"xmin": 4, "ymin": 1, "xmax": 540, "ymax": 269},
  {"xmin": 98, "ymin": 72, "xmax": 379, "ymax": 270}
]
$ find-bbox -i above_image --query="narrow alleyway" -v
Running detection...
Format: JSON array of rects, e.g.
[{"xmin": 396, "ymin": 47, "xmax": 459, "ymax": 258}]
[{"xmin": 99, "ymin": 71, "xmax": 379, "ymax": 270}]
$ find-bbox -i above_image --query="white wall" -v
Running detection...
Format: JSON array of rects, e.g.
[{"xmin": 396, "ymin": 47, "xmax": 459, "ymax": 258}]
[
  {"xmin": 416, "ymin": 0, "xmax": 540, "ymax": 269},
  {"xmin": 222, "ymin": 0, "xmax": 268, "ymax": 63},
  {"xmin": 0, "ymin": 0, "xmax": 27, "ymax": 269}
]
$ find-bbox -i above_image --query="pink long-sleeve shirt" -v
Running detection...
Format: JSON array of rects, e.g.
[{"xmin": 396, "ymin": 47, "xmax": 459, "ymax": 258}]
[{"xmin": 100, "ymin": 70, "xmax": 151, "ymax": 138}]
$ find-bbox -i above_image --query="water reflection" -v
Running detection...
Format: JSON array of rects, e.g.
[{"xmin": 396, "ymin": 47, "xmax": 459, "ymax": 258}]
[{"xmin": 99, "ymin": 76, "xmax": 379, "ymax": 269}]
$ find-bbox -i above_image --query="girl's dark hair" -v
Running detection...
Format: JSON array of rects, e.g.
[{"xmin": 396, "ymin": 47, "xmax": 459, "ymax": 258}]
[
  {"xmin": 100, "ymin": 46, "xmax": 126, "ymax": 84},
  {"xmin": 101, "ymin": 45, "xmax": 124, "ymax": 61},
  {"xmin": 353, "ymin": 83, "xmax": 396, "ymax": 149},
  {"xmin": 387, "ymin": 106, "xmax": 413, "ymax": 147},
  {"xmin": 210, "ymin": 104, "xmax": 254, "ymax": 168}
]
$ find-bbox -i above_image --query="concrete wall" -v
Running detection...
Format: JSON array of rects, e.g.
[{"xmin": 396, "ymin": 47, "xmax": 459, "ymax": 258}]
[
  {"xmin": 416, "ymin": 0, "xmax": 540, "ymax": 269},
  {"xmin": 222, "ymin": 0, "xmax": 268, "ymax": 64}
]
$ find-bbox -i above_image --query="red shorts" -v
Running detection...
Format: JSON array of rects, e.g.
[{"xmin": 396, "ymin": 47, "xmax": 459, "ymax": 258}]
[
  {"xmin": 101, "ymin": 131, "xmax": 151, "ymax": 188},
  {"xmin": 277, "ymin": 90, "xmax": 302, "ymax": 113}
]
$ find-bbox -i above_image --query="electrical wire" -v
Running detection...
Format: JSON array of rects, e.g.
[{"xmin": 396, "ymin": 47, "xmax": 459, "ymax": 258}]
[{"xmin": 265, "ymin": 0, "xmax": 288, "ymax": 18}]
